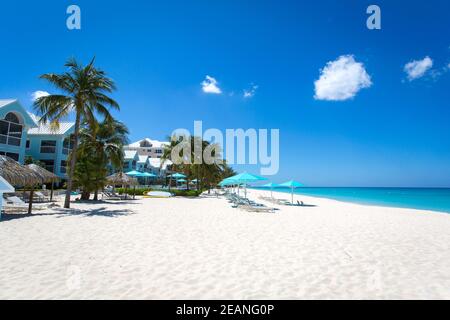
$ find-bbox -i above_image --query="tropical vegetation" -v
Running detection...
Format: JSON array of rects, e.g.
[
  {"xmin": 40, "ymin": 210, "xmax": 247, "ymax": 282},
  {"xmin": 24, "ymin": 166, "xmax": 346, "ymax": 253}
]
[
  {"xmin": 72, "ymin": 119, "xmax": 129, "ymax": 200},
  {"xmin": 161, "ymin": 135, "xmax": 236, "ymax": 192},
  {"xmin": 34, "ymin": 57, "xmax": 120, "ymax": 208}
]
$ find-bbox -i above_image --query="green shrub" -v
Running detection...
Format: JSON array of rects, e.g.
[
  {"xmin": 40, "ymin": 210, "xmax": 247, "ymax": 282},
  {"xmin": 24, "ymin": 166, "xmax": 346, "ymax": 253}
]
[
  {"xmin": 170, "ymin": 189, "xmax": 202, "ymax": 197},
  {"xmin": 115, "ymin": 188, "xmax": 203, "ymax": 197},
  {"xmin": 115, "ymin": 187, "xmax": 151, "ymax": 196}
]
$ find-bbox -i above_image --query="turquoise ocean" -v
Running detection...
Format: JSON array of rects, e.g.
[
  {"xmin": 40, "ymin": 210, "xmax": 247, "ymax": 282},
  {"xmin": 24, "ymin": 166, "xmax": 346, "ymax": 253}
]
[{"xmin": 257, "ymin": 187, "xmax": 450, "ymax": 213}]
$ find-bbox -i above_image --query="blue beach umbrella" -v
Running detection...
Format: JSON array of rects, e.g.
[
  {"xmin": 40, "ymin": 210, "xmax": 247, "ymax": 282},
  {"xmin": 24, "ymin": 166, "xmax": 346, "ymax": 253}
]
[
  {"xmin": 227, "ymin": 172, "xmax": 268, "ymax": 198},
  {"xmin": 125, "ymin": 170, "xmax": 146, "ymax": 177},
  {"xmin": 279, "ymin": 180, "xmax": 304, "ymax": 204},
  {"xmin": 139, "ymin": 172, "xmax": 156, "ymax": 186},
  {"xmin": 261, "ymin": 182, "xmax": 281, "ymax": 198},
  {"xmin": 140, "ymin": 172, "xmax": 156, "ymax": 178},
  {"xmin": 219, "ymin": 178, "xmax": 236, "ymax": 186},
  {"xmin": 125, "ymin": 170, "xmax": 148, "ymax": 199},
  {"xmin": 169, "ymin": 173, "xmax": 187, "ymax": 179}
]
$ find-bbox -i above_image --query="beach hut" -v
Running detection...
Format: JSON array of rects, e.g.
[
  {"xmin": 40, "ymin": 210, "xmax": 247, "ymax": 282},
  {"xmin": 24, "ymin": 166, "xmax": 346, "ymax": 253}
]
[
  {"xmin": 0, "ymin": 156, "xmax": 44, "ymax": 215},
  {"xmin": 106, "ymin": 172, "xmax": 138, "ymax": 197},
  {"xmin": 279, "ymin": 180, "xmax": 304, "ymax": 204},
  {"xmin": 26, "ymin": 164, "xmax": 60, "ymax": 201},
  {"xmin": 106, "ymin": 172, "xmax": 138, "ymax": 186}
]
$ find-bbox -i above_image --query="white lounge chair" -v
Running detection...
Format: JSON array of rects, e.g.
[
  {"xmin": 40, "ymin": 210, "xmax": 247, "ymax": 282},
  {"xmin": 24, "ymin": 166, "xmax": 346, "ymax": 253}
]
[
  {"xmin": 34, "ymin": 191, "xmax": 49, "ymax": 202},
  {"xmin": 4, "ymin": 196, "xmax": 48, "ymax": 210}
]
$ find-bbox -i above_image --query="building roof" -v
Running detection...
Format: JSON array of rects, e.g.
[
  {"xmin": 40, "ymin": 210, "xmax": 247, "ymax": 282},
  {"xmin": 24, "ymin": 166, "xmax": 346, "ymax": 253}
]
[
  {"xmin": 0, "ymin": 99, "xmax": 17, "ymax": 108},
  {"xmin": 124, "ymin": 150, "xmax": 138, "ymax": 160},
  {"xmin": 0, "ymin": 99, "xmax": 38, "ymax": 128},
  {"xmin": 148, "ymin": 158, "xmax": 172, "ymax": 170},
  {"xmin": 137, "ymin": 155, "xmax": 149, "ymax": 164},
  {"xmin": 27, "ymin": 113, "xmax": 75, "ymax": 135},
  {"xmin": 127, "ymin": 138, "xmax": 168, "ymax": 149}
]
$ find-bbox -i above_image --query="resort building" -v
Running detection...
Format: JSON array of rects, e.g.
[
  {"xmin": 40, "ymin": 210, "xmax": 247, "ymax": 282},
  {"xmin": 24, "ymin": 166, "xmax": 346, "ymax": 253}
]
[
  {"xmin": 0, "ymin": 99, "xmax": 37, "ymax": 164},
  {"xmin": 123, "ymin": 150, "xmax": 139, "ymax": 172},
  {"xmin": 122, "ymin": 138, "xmax": 171, "ymax": 177},
  {"xmin": 124, "ymin": 138, "xmax": 167, "ymax": 158},
  {"xmin": 136, "ymin": 155, "xmax": 151, "ymax": 172},
  {"xmin": 148, "ymin": 157, "xmax": 171, "ymax": 176},
  {"xmin": 26, "ymin": 114, "xmax": 75, "ymax": 178}
]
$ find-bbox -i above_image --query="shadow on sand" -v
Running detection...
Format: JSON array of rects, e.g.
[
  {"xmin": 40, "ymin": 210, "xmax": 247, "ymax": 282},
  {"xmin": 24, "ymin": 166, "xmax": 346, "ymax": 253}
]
[{"xmin": 1, "ymin": 206, "xmax": 135, "ymax": 222}]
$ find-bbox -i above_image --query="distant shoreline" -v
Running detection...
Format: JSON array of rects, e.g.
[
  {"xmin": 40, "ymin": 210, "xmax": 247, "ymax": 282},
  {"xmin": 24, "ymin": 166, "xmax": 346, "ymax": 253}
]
[{"xmin": 252, "ymin": 187, "xmax": 450, "ymax": 214}]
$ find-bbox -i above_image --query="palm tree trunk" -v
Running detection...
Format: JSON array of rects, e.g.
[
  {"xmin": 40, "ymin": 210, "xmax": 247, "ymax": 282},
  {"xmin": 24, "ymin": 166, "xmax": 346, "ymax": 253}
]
[
  {"xmin": 28, "ymin": 185, "xmax": 34, "ymax": 215},
  {"xmin": 64, "ymin": 111, "xmax": 81, "ymax": 208},
  {"xmin": 81, "ymin": 191, "xmax": 90, "ymax": 200},
  {"xmin": 50, "ymin": 181, "xmax": 54, "ymax": 201},
  {"xmin": 93, "ymin": 189, "xmax": 98, "ymax": 201}
]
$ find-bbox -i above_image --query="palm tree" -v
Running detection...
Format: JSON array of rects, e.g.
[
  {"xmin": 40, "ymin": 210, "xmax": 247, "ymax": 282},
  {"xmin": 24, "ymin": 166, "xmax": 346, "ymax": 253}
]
[
  {"xmin": 161, "ymin": 135, "xmax": 231, "ymax": 192},
  {"xmin": 34, "ymin": 57, "xmax": 119, "ymax": 208},
  {"xmin": 78, "ymin": 119, "xmax": 129, "ymax": 200},
  {"xmin": 160, "ymin": 135, "xmax": 184, "ymax": 190}
]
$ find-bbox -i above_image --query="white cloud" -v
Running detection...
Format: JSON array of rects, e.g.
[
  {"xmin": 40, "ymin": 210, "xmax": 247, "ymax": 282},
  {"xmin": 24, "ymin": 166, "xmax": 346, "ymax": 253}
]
[
  {"xmin": 314, "ymin": 55, "xmax": 372, "ymax": 101},
  {"xmin": 243, "ymin": 84, "xmax": 258, "ymax": 98},
  {"xmin": 403, "ymin": 56, "xmax": 433, "ymax": 81},
  {"xmin": 201, "ymin": 75, "xmax": 222, "ymax": 94},
  {"xmin": 31, "ymin": 90, "xmax": 50, "ymax": 101}
]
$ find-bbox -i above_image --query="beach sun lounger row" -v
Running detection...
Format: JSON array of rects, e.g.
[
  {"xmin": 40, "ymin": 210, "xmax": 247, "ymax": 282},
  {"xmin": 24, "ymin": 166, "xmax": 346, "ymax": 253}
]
[
  {"xmin": 2, "ymin": 196, "xmax": 50, "ymax": 213},
  {"xmin": 224, "ymin": 193, "xmax": 275, "ymax": 213}
]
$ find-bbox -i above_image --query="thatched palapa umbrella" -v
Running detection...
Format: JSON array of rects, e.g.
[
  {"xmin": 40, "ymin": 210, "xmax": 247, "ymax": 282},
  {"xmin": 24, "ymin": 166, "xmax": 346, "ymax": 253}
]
[
  {"xmin": 26, "ymin": 164, "xmax": 61, "ymax": 201},
  {"xmin": 106, "ymin": 172, "xmax": 138, "ymax": 186},
  {"xmin": 106, "ymin": 172, "xmax": 138, "ymax": 197},
  {"xmin": 0, "ymin": 156, "xmax": 44, "ymax": 214}
]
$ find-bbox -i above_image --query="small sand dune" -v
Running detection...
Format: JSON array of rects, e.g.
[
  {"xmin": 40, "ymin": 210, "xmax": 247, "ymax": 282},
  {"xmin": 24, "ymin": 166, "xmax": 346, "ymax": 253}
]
[{"xmin": 0, "ymin": 189, "xmax": 449, "ymax": 299}]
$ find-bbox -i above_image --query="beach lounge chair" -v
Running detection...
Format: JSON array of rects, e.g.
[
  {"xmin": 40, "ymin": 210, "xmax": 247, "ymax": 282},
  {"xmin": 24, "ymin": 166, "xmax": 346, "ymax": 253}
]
[
  {"xmin": 4, "ymin": 196, "xmax": 48, "ymax": 211},
  {"xmin": 239, "ymin": 204, "xmax": 275, "ymax": 213},
  {"xmin": 102, "ymin": 192, "xmax": 121, "ymax": 200},
  {"xmin": 34, "ymin": 191, "xmax": 49, "ymax": 202}
]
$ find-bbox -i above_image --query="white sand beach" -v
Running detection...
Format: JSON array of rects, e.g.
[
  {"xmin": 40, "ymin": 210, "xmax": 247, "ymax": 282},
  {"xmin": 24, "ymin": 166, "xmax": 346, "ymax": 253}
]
[{"xmin": 0, "ymin": 189, "xmax": 449, "ymax": 300}]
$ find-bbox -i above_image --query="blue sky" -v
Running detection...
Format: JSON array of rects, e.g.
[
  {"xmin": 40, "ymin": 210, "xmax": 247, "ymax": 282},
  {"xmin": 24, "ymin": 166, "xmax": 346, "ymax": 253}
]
[{"xmin": 1, "ymin": 0, "xmax": 449, "ymax": 186}]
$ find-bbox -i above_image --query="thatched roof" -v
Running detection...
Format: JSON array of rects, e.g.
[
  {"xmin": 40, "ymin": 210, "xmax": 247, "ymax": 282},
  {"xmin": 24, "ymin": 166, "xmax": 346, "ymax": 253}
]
[
  {"xmin": 26, "ymin": 164, "xmax": 61, "ymax": 183},
  {"xmin": 106, "ymin": 172, "xmax": 138, "ymax": 186},
  {"xmin": 0, "ymin": 156, "xmax": 44, "ymax": 186}
]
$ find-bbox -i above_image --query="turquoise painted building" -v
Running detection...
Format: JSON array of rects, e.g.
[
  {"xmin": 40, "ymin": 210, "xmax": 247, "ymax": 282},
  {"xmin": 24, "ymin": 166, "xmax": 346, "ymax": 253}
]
[
  {"xmin": 123, "ymin": 150, "xmax": 139, "ymax": 172},
  {"xmin": 0, "ymin": 99, "xmax": 37, "ymax": 164},
  {"xmin": 0, "ymin": 98, "xmax": 75, "ymax": 179},
  {"xmin": 26, "ymin": 114, "xmax": 75, "ymax": 178}
]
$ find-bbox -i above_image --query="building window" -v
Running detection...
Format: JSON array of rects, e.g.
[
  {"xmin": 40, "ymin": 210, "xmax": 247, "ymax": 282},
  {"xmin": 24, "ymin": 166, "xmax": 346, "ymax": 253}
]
[
  {"xmin": 62, "ymin": 135, "xmax": 74, "ymax": 155},
  {"xmin": 26, "ymin": 140, "xmax": 30, "ymax": 149},
  {"xmin": 40, "ymin": 140, "xmax": 57, "ymax": 153},
  {"xmin": 0, "ymin": 151, "xmax": 19, "ymax": 161},
  {"xmin": 0, "ymin": 112, "xmax": 23, "ymax": 146},
  {"xmin": 140, "ymin": 140, "xmax": 152, "ymax": 148},
  {"xmin": 60, "ymin": 160, "xmax": 67, "ymax": 174},
  {"xmin": 40, "ymin": 159, "xmax": 55, "ymax": 173},
  {"xmin": 154, "ymin": 149, "xmax": 163, "ymax": 154}
]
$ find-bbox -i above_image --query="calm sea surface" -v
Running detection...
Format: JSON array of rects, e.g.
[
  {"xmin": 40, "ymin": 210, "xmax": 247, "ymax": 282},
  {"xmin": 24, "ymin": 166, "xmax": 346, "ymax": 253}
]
[{"xmin": 256, "ymin": 187, "xmax": 450, "ymax": 213}]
